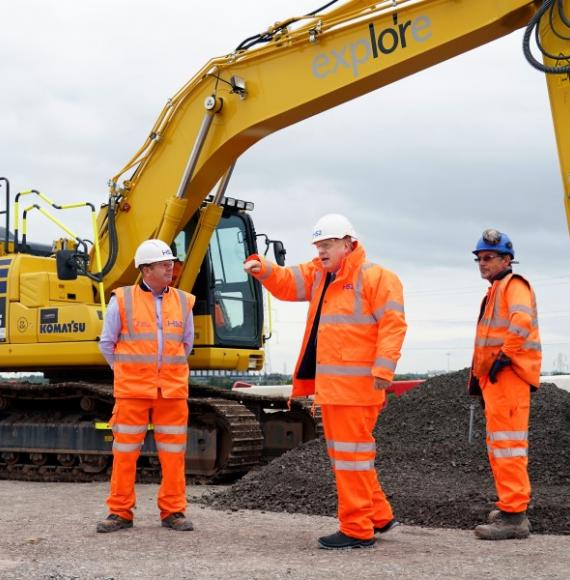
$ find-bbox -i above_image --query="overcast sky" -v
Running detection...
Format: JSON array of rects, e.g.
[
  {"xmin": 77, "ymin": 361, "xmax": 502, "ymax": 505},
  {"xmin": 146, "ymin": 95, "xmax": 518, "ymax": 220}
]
[{"xmin": 1, "ymin": 1, "xmax": 569, "ymax": 375}]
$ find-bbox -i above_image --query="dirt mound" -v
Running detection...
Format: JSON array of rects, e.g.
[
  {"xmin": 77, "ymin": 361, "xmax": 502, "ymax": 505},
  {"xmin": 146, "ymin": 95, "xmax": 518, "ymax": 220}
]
[{"xmin": 200, "ymin": 369, "xmax": 570, "ymax": 534}]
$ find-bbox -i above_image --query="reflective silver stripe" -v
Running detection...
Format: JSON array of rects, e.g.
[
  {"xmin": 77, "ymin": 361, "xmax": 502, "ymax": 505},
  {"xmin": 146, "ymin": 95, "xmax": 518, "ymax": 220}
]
[
  {"xmin": 333, "ymin": 459, "xmax": 375, "ymax": 471},
  {"xmin": 113, "ymin": 441, "xmax": 143, "ymax": 452},
  {"xmin": 112, "ymin": 424, "xmax": 147, "ymax": 434},
  {"xmin": 163, "ymin": 332, "xmax": 184, "ymax": 342},
  {"xmin": 522, "ymin": 340, "xmax": 541, "ymax": 351},
  {"xmin": 488, "ymin": 431, "xmax": 528, "ymax": 442},
  {"xmin": 154, "ymin": 425, "xmax": 187, "ymax": 435},
  {"xmin": 480, "ymin": 316, "xmax": 509, "ymax": 328},
  {"xmin": 509, "ymin": 304, "xmax": 533, "ymax": 316},
  {"xmin": 373, "ymin": 300, "xmax": 405, "ymax": 321},
  {"xmin": 475, "ymin": 337, "xmax": 504, "ymax": 348},
  {"xmin": 327, "ymin": 440, "xmax": 376, "ymax": 453},
  {"xmin": 374, "ymin": 357, "xmax": 396, "ymax": 371},
  {"xmin": 156, "ymin": 442, "xmax": 186, "ymax": 453},
  {"xmin": 352, "ymin": 268, "xmax": 364, "ymax": 317},
  {"xmin": 492, "ymin": 447, "xmax": 528, "ymax": 458},
  {"xmin": 163, "ymin": 355, "xmax": 188, "ymax": 365},
  {"xmin": 320, "ymin": 313, "xmax": 376, "ymax": 325},
  {"xmin": 508, "ymin": 324, "xmax": 530, "ymax": 338},
  {"xmin": 124, "ymin": 286, "xmax": 135, "ymax": 336},
  {"xmin": 114, "ymin": 353, "xmax": 157, "ymax": 363},
  {"xmin": 290, "ymin": 265, "xmax": 307, "ymax": 301},
  {"xmin": 119, "ymin": 332, "xmax": 156, "ymax": 342},
  {"xmin": 311, "ymin": 271, "xmax": 323, "ymax": 300},
  {"xmin": 259, "ymin": 260, "xmax": 273, "ymax": 280},
  {"xmin": 317, "ymin": 364, "xmax": 371, "ymax": 376}
]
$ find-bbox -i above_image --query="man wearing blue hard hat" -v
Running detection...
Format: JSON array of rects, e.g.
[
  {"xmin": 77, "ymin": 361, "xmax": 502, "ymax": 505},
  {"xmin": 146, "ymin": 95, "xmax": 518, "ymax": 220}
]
[{"xmin": 468, "ymin": 229, "xmax": 542, "ymax": 540}]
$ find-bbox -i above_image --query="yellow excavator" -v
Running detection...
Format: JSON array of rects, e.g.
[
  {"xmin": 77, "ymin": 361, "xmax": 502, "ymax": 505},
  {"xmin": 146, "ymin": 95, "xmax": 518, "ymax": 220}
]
[{"xmin": 0, "ymin": 0, "xmax": 568, "ymax": 482}]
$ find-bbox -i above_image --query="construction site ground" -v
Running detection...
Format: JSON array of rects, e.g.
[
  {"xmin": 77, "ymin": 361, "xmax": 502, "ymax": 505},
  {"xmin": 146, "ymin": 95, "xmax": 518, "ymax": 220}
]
[{"xmin": 1, "ymin": 480, "xmax": 569, "ymax": 580}]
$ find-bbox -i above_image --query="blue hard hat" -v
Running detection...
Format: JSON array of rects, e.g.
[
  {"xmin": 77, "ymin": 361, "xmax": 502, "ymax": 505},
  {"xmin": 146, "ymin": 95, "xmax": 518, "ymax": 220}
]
[{"xmin": 473, "ymin": 229, "xmax": 515, "ymax": 258}]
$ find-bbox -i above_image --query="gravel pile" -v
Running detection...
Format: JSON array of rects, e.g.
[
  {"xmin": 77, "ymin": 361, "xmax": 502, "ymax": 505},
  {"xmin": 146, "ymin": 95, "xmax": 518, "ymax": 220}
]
[{"xmin": 200, "ymin": 369, "xmax": 570, "ymax": 534}]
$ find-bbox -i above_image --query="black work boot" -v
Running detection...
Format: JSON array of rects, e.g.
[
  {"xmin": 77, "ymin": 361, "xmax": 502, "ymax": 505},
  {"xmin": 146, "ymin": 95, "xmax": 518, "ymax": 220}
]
[
  {"xmin": 96, "ymin": 514, "xmax": 133, "ymax": 533},
  {"xmin": 374, "ymin": 519, "xmax": 400, "ymax": 535},
  {"xmin": 161, "ymin": 512, "xmax": 194, "ymax": 531},
  {"xmin": 475, "ymin": 510, "xmax": 530, "ymax": 540},
  {"xmin": 318, "ymin": 531, "xmax": 375, "ymax": 550}
]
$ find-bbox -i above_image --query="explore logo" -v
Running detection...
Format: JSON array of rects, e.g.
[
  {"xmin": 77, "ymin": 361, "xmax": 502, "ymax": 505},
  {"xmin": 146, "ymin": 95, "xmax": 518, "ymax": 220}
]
[{"xmin": 311, "ymin": 15, "xmax": 432, "ymax": 79}]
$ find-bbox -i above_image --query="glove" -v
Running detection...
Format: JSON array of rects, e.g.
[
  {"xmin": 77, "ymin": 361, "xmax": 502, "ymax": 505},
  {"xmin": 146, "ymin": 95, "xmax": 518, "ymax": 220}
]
[{"xmin": 489, "ymin": 352, "xmax": 511, "ymax": 384}]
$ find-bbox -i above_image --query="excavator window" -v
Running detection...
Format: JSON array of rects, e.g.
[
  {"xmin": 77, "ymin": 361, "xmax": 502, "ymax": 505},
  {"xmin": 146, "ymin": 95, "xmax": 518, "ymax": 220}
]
[
  {"xmin": 209, "ymin": 212, "xmax": 261, "ymax": 344},
  {"xmin": 176, "ymin": 209, "xmax": 263, "ymax": 348}
]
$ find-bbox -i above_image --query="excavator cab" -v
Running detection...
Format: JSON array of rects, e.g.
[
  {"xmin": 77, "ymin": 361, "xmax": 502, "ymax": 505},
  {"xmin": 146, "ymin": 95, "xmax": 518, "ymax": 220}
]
[{"xmin": 175, "ymin": 203, "xmax": 266, "ymax": 357}]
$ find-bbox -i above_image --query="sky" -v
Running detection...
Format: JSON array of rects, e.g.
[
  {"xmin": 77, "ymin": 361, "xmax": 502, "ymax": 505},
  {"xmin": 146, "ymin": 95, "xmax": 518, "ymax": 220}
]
[{"xmin": 1, "ymin": 0, "xmax": 569, "ymax": 375}]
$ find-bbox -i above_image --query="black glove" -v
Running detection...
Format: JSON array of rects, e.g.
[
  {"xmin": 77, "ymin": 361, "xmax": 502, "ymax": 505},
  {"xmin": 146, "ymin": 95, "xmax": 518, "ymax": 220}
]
[{"xmin": 489, "ymin": 352, "xmax": 511, "ymax": 384}]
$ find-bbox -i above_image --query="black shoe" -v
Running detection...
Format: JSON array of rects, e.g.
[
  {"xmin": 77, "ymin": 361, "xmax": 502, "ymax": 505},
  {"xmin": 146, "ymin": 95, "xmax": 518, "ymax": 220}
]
[
  {"xmin": 374, "ymin": 519, "xmax": 400, "ymax": 535},
  {"xmin": 161, "ymin": 512, "xmax": 194, "ymax": 531},
  {"xmin": 318, "ymin": 531, "xmax": 375, "ymax": 550},
  {"xmin": 96, "ymin": 514, "xmax": 133, "ymax": 534}
]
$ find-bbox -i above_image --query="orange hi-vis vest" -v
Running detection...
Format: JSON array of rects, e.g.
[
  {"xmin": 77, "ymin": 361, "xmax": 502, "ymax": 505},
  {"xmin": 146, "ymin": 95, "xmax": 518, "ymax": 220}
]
[
  {"xmin": 249, "ymin": 243, "xmax": 407, "ymax": 405},
  {"xmin": 113, "ymin": 285, "xmax": 195, "ymax": 399},
  {"xmin": 472, "ymin": 273, "xmax": 541, "ymax": 388}
]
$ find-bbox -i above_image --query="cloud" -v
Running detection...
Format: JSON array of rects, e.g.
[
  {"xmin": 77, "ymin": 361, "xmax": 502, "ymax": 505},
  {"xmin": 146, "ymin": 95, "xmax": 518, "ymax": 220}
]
[{"xmin": 1, "ymin": 1, "xmax": 568, "ymax": 374}]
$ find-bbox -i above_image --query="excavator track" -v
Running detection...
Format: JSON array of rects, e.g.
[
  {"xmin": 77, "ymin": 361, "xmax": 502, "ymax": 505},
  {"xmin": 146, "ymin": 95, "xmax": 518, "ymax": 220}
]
[
  {"xmin": 0, "ymin": 381, "xmax": 264, "ymax": 483},
  {"xmin": 0, "ymin": 381, "xmax": 320, "ymax": 483}
]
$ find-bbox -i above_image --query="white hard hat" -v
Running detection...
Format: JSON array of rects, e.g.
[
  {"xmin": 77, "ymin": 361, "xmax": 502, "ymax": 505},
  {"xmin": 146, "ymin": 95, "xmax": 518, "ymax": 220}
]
[
  {"xmin": 134, "ymin": 239, "xmax": 174, "ymax": 268},
  {"xmin": 311, "ymin": 214, "xmax": 357, "ymax": 244}
]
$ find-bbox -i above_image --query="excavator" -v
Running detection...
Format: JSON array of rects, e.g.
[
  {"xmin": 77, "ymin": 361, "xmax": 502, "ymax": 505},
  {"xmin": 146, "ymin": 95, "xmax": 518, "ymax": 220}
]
[{"xmin": 0, "ymin": 0, "xmax": 569, "ymax": 482}]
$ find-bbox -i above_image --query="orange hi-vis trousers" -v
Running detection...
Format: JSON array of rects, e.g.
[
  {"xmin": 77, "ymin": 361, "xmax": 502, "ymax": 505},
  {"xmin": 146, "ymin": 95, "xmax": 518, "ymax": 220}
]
[
  {"xmin": 107, "ymin": 391, "xmax": 188, "ymax": 520},
  {"xmin": 481, "ymin": 367, "xmax": 531, "ymax": 513},
  {"xmin": 321, "ymin": 404, "xmax": 393, "ymax": 540}
]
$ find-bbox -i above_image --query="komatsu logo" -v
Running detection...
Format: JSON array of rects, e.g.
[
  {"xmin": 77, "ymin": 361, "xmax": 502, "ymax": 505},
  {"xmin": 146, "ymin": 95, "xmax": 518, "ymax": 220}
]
[
  {"xmin": 40, "ymin": 321, "xmax": 86, "ymax": 334},
  {"xmin": 311, "ymin": 15, "xmax": 432, "ymax": 79}
]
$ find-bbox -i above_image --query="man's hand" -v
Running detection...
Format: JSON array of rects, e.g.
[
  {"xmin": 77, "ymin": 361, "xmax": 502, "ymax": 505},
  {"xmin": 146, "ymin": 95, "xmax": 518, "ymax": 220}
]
[
  {"xmin": 244, "ymin": 259, "xmax": 262, "ymax": 275},
  {"xmin": 489, "ymin": 352, "xmax": 511, "ymax": 384},
  {"xmin": 374, "ymin": 377, "xmax": 391, "ymax": 390}
]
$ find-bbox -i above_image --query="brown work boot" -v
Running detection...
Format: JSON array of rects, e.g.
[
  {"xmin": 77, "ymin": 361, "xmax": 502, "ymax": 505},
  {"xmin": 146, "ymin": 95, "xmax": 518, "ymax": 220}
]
[
  {"xmin": 161, "ymin": 512, "xmax": 194, "ymax": 531},
  {"xmin": 96, "ymin": 514, "xmax": 133, "ymax": 534},
  {"xmin": 475, "ymin": 511, "xmax": 530, "ymax": 540}
]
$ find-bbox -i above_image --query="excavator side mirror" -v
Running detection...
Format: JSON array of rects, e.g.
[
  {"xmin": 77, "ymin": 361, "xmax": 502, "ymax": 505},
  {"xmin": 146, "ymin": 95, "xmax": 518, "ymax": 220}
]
[
  {"xmin": 56, "ymin": 250, "xmax": 78, "ymax": 280},
  {"xmin": 273, "ymin": 241, "xmax": 286, "ymax": 266}
]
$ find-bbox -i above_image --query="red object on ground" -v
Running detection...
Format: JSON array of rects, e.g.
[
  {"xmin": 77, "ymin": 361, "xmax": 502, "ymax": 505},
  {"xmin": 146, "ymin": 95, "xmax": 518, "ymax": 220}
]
[
  {"xmin": 232, "ymin": 381, "xmax": 253, "ymax": 389},
  {"xmin": 387, "ymin": 380, "xmax": 424, "ymax": 397}
]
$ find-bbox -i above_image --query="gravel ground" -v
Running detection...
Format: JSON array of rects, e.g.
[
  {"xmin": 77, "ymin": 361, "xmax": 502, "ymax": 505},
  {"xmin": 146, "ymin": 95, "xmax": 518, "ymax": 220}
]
[
  {"xmin": 1, "ymin": 480, "xmax": 570, "ymax": 580},
  {"xmin": 201, "ymin": 370, "xmax": 570, "ymax": 534}
]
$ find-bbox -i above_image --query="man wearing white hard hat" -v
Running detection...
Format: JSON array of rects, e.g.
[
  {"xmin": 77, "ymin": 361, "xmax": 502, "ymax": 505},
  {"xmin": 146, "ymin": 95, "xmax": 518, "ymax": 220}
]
[
  {"xmin": 97, "ymin": 239, "xmax": 195, "ymax": 533},
  {"xmin": 244, "ymin": 214, "xmax": 407, "ymax": 550}
]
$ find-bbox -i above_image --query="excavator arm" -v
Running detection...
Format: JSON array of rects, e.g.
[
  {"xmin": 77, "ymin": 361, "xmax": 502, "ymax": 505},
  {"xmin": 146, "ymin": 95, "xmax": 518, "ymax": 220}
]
[{"xmin": 96, "ymin": 0, "xmax": 569, "ymax": 296}]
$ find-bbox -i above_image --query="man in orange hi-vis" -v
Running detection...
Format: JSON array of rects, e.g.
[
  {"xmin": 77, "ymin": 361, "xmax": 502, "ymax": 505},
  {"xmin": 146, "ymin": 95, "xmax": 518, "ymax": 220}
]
[
  {"xmin": 96, "ymin": 239, "xmax": 195, "ymax": 533},
  {"xmin": 244, "ymin": 214, "xmax": 407, "ymax": 550},
  {"xmin": 468, "ymin": 229, "xmax": 541, "ymax": 540}
]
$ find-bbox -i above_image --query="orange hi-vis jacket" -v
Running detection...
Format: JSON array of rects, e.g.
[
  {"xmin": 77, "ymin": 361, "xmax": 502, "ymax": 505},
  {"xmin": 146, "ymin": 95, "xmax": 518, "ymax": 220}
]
[
  {"xmin": 113, "ymin": 285, "xmax": 195, "ymax": 399},
  {"xmin": 472, "ymin": 273, "xmax": 541, "ymax": 388},
  {"xmin": 249, "ymin": 243, "xmax": 407, "ymax": 405}
]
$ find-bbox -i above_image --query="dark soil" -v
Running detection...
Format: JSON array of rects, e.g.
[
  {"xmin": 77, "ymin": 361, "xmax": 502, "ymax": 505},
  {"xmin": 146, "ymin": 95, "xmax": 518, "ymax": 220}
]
[{"xmin": 200, "ymin": 369, "xmax": 570, "ymax": 534}]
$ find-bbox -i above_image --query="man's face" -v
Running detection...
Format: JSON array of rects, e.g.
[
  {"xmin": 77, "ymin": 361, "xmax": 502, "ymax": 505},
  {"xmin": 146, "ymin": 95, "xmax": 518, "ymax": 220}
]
[
  {"xmin": 475, "ymin": 251, "xmax": 511, "ymax": 282},
  {"xmin": 314, "ymin": 238, "xmax": 352, "ymax": 272},
  {"xmin": 143, "ymin": 259, "xmax": 174, "ymax": 288}
]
